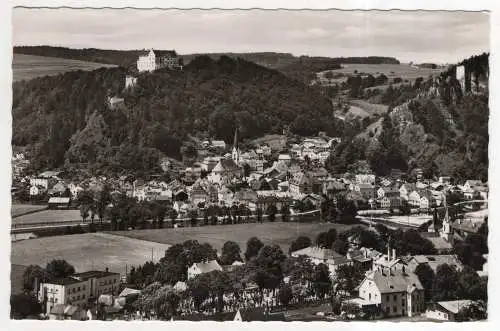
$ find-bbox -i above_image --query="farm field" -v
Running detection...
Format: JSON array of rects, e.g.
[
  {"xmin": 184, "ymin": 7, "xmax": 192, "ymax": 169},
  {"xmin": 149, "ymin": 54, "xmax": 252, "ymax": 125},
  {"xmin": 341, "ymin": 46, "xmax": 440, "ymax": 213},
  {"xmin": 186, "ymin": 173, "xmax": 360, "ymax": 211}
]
[
  {"xmin": 11, "ymin": 204, "xmax": 48, "ymax": 217},
  {"xmin": 12, "ymin": 53, "xmax": 117, "ymax": 82},
  {"xmin": 10, "ymin": 232, "xmax": 171, "ymax": 275},
  {"xmin": 331, "ymin": 63, "xmax": 445, "ymax": 80},
  {"xmin": 11, "ymin": 209, "xmax": 82, "ymax": 226},
  {"xmin": 109, "ymin": 222, "xmax": 361, "ymax": 253}
]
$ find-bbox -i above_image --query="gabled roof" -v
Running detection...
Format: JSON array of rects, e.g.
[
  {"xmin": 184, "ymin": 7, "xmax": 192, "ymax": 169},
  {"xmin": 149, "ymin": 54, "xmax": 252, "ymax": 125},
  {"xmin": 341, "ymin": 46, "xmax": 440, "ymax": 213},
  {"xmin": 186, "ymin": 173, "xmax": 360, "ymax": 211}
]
[
  {"xmin": 119, "ymin": 287, "xmax": 141, "ymax": 297},
  {"xmin": 409, "ymin": 255, "xmax": 463, "ymax": 272},
  {"xmin": 190, "ymin": 260, "xmax": 222, "ymax": 274},
  {"xmin": 366, "ymin": 268, "xmax": 423, "ymax": 294},
  {"xmin": 437, "ymin": 300, "xmax": 473, "ymax": 314},
  {"xmin": 291, "ymin": 246, "xmax": 350, "ymax": 265}
]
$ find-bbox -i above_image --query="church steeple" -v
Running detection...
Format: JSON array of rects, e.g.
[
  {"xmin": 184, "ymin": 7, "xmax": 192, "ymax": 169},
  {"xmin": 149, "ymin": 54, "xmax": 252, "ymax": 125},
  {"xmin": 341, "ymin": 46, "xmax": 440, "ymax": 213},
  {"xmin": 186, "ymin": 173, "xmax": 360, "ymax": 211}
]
[{"xmin": 232, "ymin": 127, "xmax": 240, "ymax": 165}]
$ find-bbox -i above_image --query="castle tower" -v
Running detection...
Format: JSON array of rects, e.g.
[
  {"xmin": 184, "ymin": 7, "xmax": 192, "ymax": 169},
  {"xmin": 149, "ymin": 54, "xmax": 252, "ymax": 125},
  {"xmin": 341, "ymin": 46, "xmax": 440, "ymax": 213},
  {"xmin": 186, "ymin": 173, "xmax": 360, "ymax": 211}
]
[{"xmin": 232, "ymin": 127, "xmax": 240, "ymax": 165}]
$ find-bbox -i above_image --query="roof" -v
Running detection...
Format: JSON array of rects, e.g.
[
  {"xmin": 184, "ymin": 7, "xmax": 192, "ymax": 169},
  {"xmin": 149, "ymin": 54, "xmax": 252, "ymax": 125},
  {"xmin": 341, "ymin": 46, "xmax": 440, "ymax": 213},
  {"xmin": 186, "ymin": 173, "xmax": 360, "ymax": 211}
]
[
  {"xmin": 190, "ymin": 260, "xmax": 222, "ymax": 274},
  {"xmin": 366, "ymin": 268, "xmax": 424, "ymax": 294},
  {"xmin": 290, "ymin": 172, "xmax": 312, "ymax": 186},
  {"xmin": 73, "ymin": 270, "xmax": 120, "ymax": 280},
  {"xmin": 47, "ymin": 276, "xmax": 83, "ymax": 286},
  {"xmin": 173, "ymin": 281, "xmax": 188, "ymax": 292},
  {"xmin": 437, "ymin": 300, "xmax": 473, "ymax": 314},
  {"xmin": 154, "ymin": 50, "xmax": 178, "ymax": 58},
  {"xmin": 409, "ymin": 255, "xmax": 464, "ymax": 272},
  {"xmin": 119, "ymin": 287, "xmax": 141, "ymax": 297},
  {"xmin": 212, "ymin": 158, "xmax": 240, "ymax": 173},
  {"xmin": 48, "ymin": 197, "xmax": 71, "ymax": 204},
  {"xmin": 291, "ymin": 246, "xmax": 350, "ymax": 265}
]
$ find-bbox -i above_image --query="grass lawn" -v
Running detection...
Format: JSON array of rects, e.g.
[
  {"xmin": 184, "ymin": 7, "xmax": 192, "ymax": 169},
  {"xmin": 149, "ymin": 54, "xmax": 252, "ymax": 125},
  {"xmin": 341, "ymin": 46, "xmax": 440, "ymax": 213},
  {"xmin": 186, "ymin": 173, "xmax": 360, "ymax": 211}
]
[
  {"xmin": 13, "ymin": 54, "xmax": 116, "ymax": 82},
  {"xmin": 11, "ymin": 204, "xmax": 48, "ymax": 218},
  {"xmin": 350, "ymin": 99, "xmax": 389, "ymax": 116},
  {"xmin": 11, "ymin": 209, "xmax": 82, "ymax": 226},
  {"xmin": 10, "ymin": 232, "xmax": 171, "ymax": 275},
  {"xmin": 109, "ymin": 222, "xmax": 360, "ymax": 253}
]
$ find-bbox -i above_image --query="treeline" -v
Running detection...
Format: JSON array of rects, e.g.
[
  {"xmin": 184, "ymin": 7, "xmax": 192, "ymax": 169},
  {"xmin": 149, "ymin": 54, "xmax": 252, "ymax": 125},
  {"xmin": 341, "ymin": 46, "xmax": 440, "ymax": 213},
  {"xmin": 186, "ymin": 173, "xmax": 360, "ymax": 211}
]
[
  {"xmin": 13, "ymin": 55, "xmax": 342, "ymax": 173},
  {"xmin": 14, "ymin": 46, "xmax": 143, "ymax": 67}
]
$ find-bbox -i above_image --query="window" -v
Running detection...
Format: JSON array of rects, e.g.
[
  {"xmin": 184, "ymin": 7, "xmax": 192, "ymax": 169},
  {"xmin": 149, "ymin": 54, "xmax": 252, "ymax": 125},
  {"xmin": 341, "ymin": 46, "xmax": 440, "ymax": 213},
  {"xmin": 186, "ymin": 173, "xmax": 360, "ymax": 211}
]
[
  {"xmin": 393, "ymin": 306, "xmax": 397, "ymax": 313},
  {"xmin": 72, "ymin": 288, "xmax": 76, "ymax": 293},
  {"xmin": 78, "ymin": 286, "xmax": 80, "ymax": 291},
  {"xmin": 82, "ymin": 285, "xmax": 85, "ymax": 291},
  {"xmin": 77, "ymin": 295, "xmax": 80, "ymax": 300},
  {"xmin": 369, "ymin": 293, "xmax": 371, "ymax": 300},
  {"xmin": 393, "ymin": 294, "xmax": 397, "ymax": 301},
  {"xmin": 386, "ymin": 295, "xmax": 390, "ymax": 301},
  {"xmin": 55, "ymin": 298, "xmax": 58, "ymax": 303},
  {"xmin": 114, "ymin": 279, "xmax": 117, "ymax": 284},
  {"xmin": 82, "ymin": 295, "xmax": 85, "ymax": 299}
]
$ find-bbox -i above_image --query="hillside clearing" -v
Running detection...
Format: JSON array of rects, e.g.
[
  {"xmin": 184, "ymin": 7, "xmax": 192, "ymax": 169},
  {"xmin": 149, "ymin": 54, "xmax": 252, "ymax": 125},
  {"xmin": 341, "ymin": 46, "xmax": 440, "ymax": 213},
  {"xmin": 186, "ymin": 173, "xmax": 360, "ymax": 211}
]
[
  {"xmin": 12, "ymin": 209, "xmax": 82, "ymax": 226},
  {"xmin": 13, "ymin": 54, "xmax": 117, "ymax": 82}
]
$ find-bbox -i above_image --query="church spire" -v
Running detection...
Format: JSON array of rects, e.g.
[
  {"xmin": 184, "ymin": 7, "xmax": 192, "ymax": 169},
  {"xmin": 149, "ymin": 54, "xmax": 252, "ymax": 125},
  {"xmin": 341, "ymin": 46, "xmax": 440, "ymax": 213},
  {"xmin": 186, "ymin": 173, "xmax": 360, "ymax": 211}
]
[{"xmin": 233, "ymin": 127, "xmax": 239, "ymax": 150}]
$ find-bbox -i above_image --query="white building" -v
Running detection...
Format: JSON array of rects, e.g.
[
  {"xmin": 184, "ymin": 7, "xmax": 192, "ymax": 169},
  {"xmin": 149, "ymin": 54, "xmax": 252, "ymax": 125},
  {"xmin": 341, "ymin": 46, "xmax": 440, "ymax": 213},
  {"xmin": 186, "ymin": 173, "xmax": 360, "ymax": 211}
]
[
  {"xmin": 38, "ymin": 270, "xmax": 120, "ymax": 315},
  {"xmin": 137, "ymin": 49, "xmax": 181, "ymax": 72},
  {"xmin": 125, "ymin": 75, "xmax": 138, "ymax": 89},
  {"xmin": 187, "ymin": 260, "xmax": 222, "ymax": 280}
]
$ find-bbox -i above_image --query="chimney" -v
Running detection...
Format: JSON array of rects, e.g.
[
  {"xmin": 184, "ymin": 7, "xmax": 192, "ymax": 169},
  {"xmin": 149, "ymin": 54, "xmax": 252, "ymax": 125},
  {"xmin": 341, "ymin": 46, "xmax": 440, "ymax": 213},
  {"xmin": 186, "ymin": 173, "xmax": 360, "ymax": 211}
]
[{"xmin": 105, "ymin": 267, "xmax": 109, "ymax": 273}]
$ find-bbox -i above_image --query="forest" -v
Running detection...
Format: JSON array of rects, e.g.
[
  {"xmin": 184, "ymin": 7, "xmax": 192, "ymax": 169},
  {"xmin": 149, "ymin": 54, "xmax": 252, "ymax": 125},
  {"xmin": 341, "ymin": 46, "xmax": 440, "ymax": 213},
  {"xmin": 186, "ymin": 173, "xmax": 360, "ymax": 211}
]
[{"xmin": 12, "ymin": 55, "xmax": 344, "ymax": 174}]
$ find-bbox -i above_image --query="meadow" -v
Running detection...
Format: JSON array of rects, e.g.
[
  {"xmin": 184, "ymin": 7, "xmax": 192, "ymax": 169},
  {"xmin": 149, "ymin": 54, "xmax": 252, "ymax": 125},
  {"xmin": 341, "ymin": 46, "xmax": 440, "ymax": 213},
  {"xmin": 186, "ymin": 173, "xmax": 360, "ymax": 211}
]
[
  {"xmin": 11, "ymin": 204, "xmax": 48, "ymax": 217},
  {"xmin": 332, "ymin": 63, "xmax": 445, "ymax": 81},
  {"xmin": 109, "ymin": 222, "xmax": 360, "ymax": 253},
  {"xmin": 11, "ymin": 209, "xmax": 82, "ymax": 227},
  {"xmin": 12, "ymin": 53, "xmax": 117, "ymax": 82},
  {"xmin": 10, "ymin": 232, "xmax": 171, "ymax": 275}
]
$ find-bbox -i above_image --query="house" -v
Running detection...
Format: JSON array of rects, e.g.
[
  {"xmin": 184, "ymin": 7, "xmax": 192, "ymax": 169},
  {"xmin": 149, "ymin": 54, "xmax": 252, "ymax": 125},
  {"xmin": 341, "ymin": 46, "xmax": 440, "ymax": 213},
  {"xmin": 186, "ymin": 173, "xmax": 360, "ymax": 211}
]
[
  {"xmin": 256, "ymin": 191, "xmax": 293, "ymax": 211},
  {"xmin": 107, "ymin": 96, "xmax": 124, "ymax": 109},
  {"xmin": 425, "ymin": 300, "xmax": 474, "ymax": 321},
  {"xmin": 419, "ymin": 190, "xmax": 436, "ymax": 210},
  {"xmin": 48, "ymin": 182, "xmax": 68, "ymax": 196},
  {"xmin": 48, "ymin": 197, "xmax": 71, "ymax": 209},
  {"xmin": 136, "ymin": 48, "xmax": 182, "ymax": 72},
  {"xmin": 323, "ymin": 179, "xmax": 347, "ymax": 198},
  {"xmin": 407, "ymin": 255, "xmax": 464, "ymax": 273},
  {"xmin": 400, "ymin": 183, "xmax": 417, "ymax": 200},
  {"xmin": 208, "ymin": 158, "xmax": 242, "ymax": 185},
  {"xmin": 463, "ymin": 180, "xmax": 483, "ymax": 191},
  {"xmin": 439, "ymin": 176, "xmax": 451, "ymax": 184},
  {"xmin": 355, "ymin": 174, "xmax": 376, "ymax": 185},
  {"xmin": 353, "ymin": 267, "xmax": 425, "ymax": 318},
  {"xmin": 200, "ymin": 156, "xmax": 220, "ymax": 172},
  {"xmin": 30, "ymin": 185, "xmax": 46, "ymax": 196},
  {"xmin": 289, "ymin": 172, "xmax": 314, "ymax": 195},
  {"xmin": 290, "ymin": 246, "xmax": 352, "ymax": 277},
  {"xmin": 301, "ymin": 193, "xmax": 325, "ymax": 209},
  {"xmin": 211, "ymin": 140, "xmax": 227, "ymax": 150},
  {"xmin": 372, "ymin": 247, "xmax": 406, "ymax": 272},
  {"xmin": 187, "ymin": 260, "xmax": 222, "ymax": 280},
  {"xmin": 125, "ymin": 75, "xmax": 138, "ymax": 89},
  {"xmin": 379, "ymin": 196, "xmax": 401, "ymax": 210},
  {"xmin": 70, "ymin": 269, "xmax": 121, "ymax": 298},
  {"xmin": 278, "ymin": 154, "xmax": 292, "ymax": 165},
  {"xmin": 408, "ymin": 190, "xmax": 422, "ymax": 207},
  {"xmin": 352, "ymin": 183, "xmax": 376, "ymax": 200},
  {"xmin": 377, "ymin": 187, "xmax": 399, "ymax": 199},
  {"xmin": 190, "ymin": 184, "xmax": 208, "ymax": 206},
  {"xmin": 347, "ymin": 247, "xmax": 383, "ymax": 271},
  {"xmin": 48, "ymin": 304, "xmax": 88, "ymax": 320}
]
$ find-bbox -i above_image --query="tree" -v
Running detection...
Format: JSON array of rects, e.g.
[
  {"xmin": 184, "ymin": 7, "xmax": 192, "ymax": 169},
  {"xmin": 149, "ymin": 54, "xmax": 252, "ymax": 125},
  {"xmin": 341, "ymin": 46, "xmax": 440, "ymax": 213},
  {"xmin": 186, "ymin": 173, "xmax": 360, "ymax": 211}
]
[
  {"xmin": 456, "ymin": 266, "xmax": 487, "ymax": 301},
  {"xmin": 280, "ymin": 204, "xmax": 290, "ymax": 222},
  {"xmin": 433, "ymin": 263, "xmax": 459, "ymax": 301},
  {"xmin": 288, "ymin": 236, "xmax": 312, "ymax": 255},
  {"xmin": 278, "ymin": 284, "xmax": 294, "ymax": 307},
  {"xmin": 332, "ymin": 238, "xmax": 349, "ymax": 255},
  {"xmin": 392, "ymin": 228, "xmax": 437, "ymax": 255},
  {"xmin": 455, "ymin": 300, "xmax": 487, "ymax": 321},
  {"xmin": 415, "ymin": 263, "xmax": 435, "ymax": 300},
  {"xmin": 254, "ymin": 245, "xmax": 286, "ymax": 290},
  {"xmin": 220, "ymin": 241, "xmax": 242, "ymax": 265},
  {"xmin": 10, "ymin": 293, "xmax": 42, "ymax": 319},
  {"xmin": 266, "ymin": 203, "xmax": 277, "ymax": 222},
  {"xmin": 316, "ymin": 228, "xmax": 337, "ymax": 249},
  {"xmin": 46, "ymin": 259, "xmax": 75, "ymax": 279},
  {"xmin": 169, "ymin": 208, "xmax": 178, "ymax": 225},
  {"xmin": 79, "ymin": 204, "xmax": 90, "ymax": 223},
  {"xmin": 335, "ymin": 264, "xmax": 364, "ymax": 295},
  {"xmin": 312, "ymin": 263, "xmax": 332, "ymax": 299},
  {"xmin": 22, "ymin": 265, "xmax": 48, "ymax": 293},
  {"xmin": 245, "ymin": 237, "xmax": 264, "ymax": 261},
  {"xmin": 400, "ymin": 199, "xmax": 411, "ymax": 215}
]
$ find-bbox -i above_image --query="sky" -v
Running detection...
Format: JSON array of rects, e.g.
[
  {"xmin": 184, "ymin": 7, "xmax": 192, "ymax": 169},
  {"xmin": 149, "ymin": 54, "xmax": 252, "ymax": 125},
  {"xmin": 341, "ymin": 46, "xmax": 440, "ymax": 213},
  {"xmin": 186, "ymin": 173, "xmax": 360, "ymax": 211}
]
[{"xmin": 12, "ymin": 8, "xmax": 490, "ymax": 63}]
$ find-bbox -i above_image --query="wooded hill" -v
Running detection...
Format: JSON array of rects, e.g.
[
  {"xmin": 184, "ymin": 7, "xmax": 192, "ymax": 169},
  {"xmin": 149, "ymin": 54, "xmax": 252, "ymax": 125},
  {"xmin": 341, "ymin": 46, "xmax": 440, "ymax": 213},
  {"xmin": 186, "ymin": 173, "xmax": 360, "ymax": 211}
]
[
  {"xmin": 13, "ymin": 46, "xmax": 399, "ymax": 83},
  {"xmin": 12, "ymin": 55, "xmax": 344, "ymax": 174}
]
